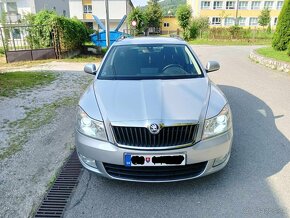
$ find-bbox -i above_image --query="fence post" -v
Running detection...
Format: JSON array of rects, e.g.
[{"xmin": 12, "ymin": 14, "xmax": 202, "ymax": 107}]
[{"xmin": 0, "ymin": 27, "xmax": 8, "ymax": 63}]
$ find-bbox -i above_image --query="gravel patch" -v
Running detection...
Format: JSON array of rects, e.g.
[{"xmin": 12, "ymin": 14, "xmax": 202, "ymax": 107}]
[{"xmin": 0, "ymin": 62, "xmax": 96, "ymax": 218}]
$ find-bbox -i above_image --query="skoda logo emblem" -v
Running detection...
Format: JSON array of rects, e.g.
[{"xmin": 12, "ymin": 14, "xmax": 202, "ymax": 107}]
[{"xmin": 149, "ymin": 123, "xmax": 160, "ymax": 134}]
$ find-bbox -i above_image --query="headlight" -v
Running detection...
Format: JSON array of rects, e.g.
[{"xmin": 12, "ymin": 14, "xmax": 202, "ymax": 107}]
[
  {"xmin": 202, "ymin": 104, "xmax": 232, "ymax": 140},
  {"xmin": 76, "ymin": 107, "xmax": 107, "ymax": 141}
]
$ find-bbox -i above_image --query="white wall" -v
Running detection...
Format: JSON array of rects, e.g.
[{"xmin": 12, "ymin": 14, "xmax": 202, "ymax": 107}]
[
  {"xmin": 69, "ymin": 0, "xmax": 83, "ymax": 19},
  {"xmin": 92, "ymin": 0, "xmax": 127, "ymax": 20}
]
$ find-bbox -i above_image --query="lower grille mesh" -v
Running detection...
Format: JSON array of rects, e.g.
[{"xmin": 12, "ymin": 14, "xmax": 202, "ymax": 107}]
[{"xmin": 103, "ymin": 162, "xmax": 207, "ymax": 181}]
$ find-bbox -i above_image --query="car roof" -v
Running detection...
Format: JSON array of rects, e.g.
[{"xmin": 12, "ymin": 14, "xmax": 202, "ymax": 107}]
[{"xmin": 113, "ymin": 37, "xmax": 187, "ymax": 46}]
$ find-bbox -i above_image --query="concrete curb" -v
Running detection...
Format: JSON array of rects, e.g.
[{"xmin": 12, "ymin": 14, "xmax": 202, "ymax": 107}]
[{"xmin": 249, "ymin": 49, "xmax": 290, "ymax": 73}]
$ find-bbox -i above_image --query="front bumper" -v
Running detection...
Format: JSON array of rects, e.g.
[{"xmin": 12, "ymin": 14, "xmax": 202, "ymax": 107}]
[{"xmin": 76, "ymin": 128, "xmax": 233, "ymax": 182}]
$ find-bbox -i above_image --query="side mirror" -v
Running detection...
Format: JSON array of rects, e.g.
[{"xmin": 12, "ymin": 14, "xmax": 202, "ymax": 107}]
[
  {"xmin": 84, "ymin": 64, "xmax": 97, "ymax": 75},
  {"xmin": 205, "ymin": 61, "xmax": 220, "ymax": 73}
]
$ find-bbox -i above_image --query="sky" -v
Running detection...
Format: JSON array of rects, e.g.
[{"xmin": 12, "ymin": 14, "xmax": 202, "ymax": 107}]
[{"xmin": 131, "ymin": 0, "xmax": 148, "ymax": 7}]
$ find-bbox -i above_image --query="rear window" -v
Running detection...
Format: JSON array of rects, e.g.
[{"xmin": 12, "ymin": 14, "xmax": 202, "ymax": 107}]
[{"xmin": 98, "ymin": 44, "xmax": 204, "ymax": 80}]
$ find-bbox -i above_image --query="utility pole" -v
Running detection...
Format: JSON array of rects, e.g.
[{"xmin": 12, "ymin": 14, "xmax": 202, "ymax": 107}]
[
  {"xmin": 105, "ymin": 0, "xmax": 110, "ymax": 47},
  {"xmin": 235, "ymin": 0, "xmax": 240, "ymax": 25}
]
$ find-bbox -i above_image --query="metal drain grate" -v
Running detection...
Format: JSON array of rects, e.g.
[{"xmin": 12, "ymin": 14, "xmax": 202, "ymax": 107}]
[{"xmin": 34, "ymin": 150, "xmax": 82, "ymax": 218}]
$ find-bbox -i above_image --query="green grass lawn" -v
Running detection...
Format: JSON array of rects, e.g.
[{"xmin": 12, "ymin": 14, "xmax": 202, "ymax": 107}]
[
  {"xmin": 60, "ymin": 55, "xmax": 102, "ymax": 63},
  {"xmin": 0, "ymin": 71, "xmax": 57, "ymax": 97},
  {"xmin": 255, "ymin": 47, "xmax": 290, "ymax": 63},
  {"xmin": 189, "ymin": 38, "xmax": 272, "ymax": 46}
]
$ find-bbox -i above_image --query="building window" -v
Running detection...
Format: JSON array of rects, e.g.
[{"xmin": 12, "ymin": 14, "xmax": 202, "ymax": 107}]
[
  {"xmin": 249, "ymin": 17, "xmax": 258, "ymax": 26},
  {"xmin": 201, "ymin": 1, "xmax": 211, "ymax": 9},
  {"xmin": 212, "ymin": 17, "xmax": 221, "ymax": 25},
  {"xmin": 238, "ymin": 17, "xmax": 246, "ymax": 26},
  {"xmin": 12, "ymin": 28, "xmax": 21, "ymax": 39},
  {"xmin": 7, "ymin": 2, "xmax": 17, "ymax": 13},
  {"xmin": 238, "ymin": 1, "xmax": 248, "ymax": 9},
  {"xmin": 213, "ymin": 1, "xmax": 223, "ymax": 9},
  {"xmin": 251, "ymin": 1, "xmax": 260, "ymax": 9},
  {"xmin": 226, "ymin": 1, "xmax": 235, "ymax": 9},
  {"xmin": 63, "ymin": 10, "xmax": 66, "ymax": 16},
  {"xmin": 224, "ymin": 17, "xmax": 235, "ymax": 26},
  {"xmin": 277, "ymin": 1, "xmax": 283, "ymax": 9},
  {"xmin": 264, "ymin": 1, "xmax": 273, "ymax": 9},
  {"xmin": 163, "ymin": 22, "xmax": 170, "ymax": 27},
  {"xmin": 274, "ymin": 17, "xmax": 278, "ymax": 25},
  {"xmin": 84, "ymin": 5, "xmax": 92, "ymax": 14}
]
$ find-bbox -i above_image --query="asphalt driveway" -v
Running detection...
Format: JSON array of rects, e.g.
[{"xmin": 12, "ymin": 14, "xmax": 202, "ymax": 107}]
[{"xmin": 63, "ymin": 46, "xmax": 290, "ymax": 218}]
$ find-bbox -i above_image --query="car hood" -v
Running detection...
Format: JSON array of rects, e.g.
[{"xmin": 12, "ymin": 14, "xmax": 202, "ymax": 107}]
[{"xmin": 94, "ymin": 78, "xmax": 210, "ymax": 123}]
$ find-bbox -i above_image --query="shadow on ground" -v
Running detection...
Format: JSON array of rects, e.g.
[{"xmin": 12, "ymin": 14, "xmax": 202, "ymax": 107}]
[{"xmin": 64, "ymin": 85, "xmax": 290, "ymax": 218}]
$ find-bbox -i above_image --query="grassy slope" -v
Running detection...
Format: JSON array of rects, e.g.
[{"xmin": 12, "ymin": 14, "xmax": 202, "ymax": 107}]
[{"xmin": 256, "ymin": 47, "xmax": 290, "ymax": 63}]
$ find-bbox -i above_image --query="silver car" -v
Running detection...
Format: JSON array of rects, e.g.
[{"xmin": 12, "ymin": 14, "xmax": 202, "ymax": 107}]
[{"xmin": 76, "ymin": 37, "xmax": 233, "ymax": 182}]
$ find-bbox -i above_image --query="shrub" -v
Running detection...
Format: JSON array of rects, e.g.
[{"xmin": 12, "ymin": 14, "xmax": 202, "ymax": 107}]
[
  {"xmin": 272, "ymin": 0, "xmax": 290, "ymax": 50},
  {"xmin": 24, "ymin": 10, "xmax": 89, "ymax": 50},
  {"xmin": 192, "ymin": 17, "xmax": 209, "ymax": 38},
  {"xmin": 228, "ymin": 25, "xmax": 243, "ymax": 39},
  {"xmin": 189, "ymin": 20, "xmax": 199, "ymax": 39},
  {"xmin": 0, "ymin": 47, "xmax": 4, "ymax": 54}
]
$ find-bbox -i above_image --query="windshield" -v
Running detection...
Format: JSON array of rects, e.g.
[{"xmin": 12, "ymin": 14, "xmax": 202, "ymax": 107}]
[{"xmin": 98, "ymin": 44, "xmax": 204, "ymax": 80}]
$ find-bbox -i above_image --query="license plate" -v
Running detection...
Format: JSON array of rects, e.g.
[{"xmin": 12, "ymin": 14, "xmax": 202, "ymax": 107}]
[{"xmin": 124, "ymin": 154, "xmax": 186, "ymax": 167}]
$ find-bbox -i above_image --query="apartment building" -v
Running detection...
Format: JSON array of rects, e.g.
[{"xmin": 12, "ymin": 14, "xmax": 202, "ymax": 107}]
[
  {"xmin": 187, "ymin": 0, "xmax": 284, "ymax": 27},
  {"xmin": 69, "ymin": 0, "xmax": 134, "ymax": 31},
  {"xmin": 0, "ymin": 0, "xmax": 70, "ymax": 24}
]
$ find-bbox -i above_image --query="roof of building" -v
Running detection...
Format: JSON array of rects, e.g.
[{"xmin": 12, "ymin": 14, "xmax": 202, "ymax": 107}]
[{"xmin": 114, "ymin": 36, "xmax": 186, "ymax": 45}]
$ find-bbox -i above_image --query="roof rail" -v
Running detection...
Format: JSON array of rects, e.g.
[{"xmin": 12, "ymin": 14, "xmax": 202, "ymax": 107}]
[
  {"xmin": 169, "ymin": 34, "xmax": 183, "ymax": 41},
  {"xmin": 116, "ymin": 34, "xmax": 132, "ymax": 42}
]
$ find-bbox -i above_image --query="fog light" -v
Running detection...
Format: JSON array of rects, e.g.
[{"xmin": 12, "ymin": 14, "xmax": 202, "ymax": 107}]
[
  {"xmin": 213, "ymin": 153, "xmax": 229, "ymax": 167},
  {"xmin": 79, "ymin": 153, "xmax": 97, "ymax": 168}
]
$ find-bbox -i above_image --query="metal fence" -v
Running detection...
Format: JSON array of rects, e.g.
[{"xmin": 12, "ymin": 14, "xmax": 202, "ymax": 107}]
[{"xmin": 0, "ymin": 24, "xmax": 60, "ymax": 63}]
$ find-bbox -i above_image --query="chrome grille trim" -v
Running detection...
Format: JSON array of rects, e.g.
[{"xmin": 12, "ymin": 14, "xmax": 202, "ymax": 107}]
[{"xmin": 111, "ymin": 124, "xmax": 199, "ymax": 149}]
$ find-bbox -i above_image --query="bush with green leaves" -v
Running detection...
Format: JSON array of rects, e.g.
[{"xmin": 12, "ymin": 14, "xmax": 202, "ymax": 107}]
[
  {"xmin": 272, "ymin": 0, "xmax": 290, "ymax": 51},
  {"xmin": 228, "ymin": 25, "xmax": 243, "ymax": 39},
  {"xmin": 24, "ymin": 10, "xmax": 89, "ymax": 50},
  {"xmin": 0, "ymin": 47, "xmax": 4, "ymax": 55},
  {"xmin": 194, "ymin": 17, "xmax": 209, "ymax": 38},
  {"xmin": 189, "ymin": 20, "xmax": 199, "ymax": 39}
]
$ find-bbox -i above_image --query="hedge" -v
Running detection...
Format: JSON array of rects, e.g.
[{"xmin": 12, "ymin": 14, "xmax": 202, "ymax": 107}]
[{"xmin": 24, "ymin": 10, "xmax": 89, "ymax": 50}]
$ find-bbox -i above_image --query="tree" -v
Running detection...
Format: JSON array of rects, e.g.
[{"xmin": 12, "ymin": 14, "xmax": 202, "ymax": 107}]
[
  {"xmin": 272, "ymin": 0, "xmax": 290, "ymax": 51},
  {"xmin": 176, "ymin": 5, "xmax": 192, "ymax": 40},
  {"xmin": 258, "ymin": 8, "xmax": 271, "ymax": 28},
  {"xmin": 127, "ymin": 7, "xmax": 148, "ymax": 34},
  {"xmin": 145, "ymin": 0, "xmax": 163, "ymax": 29}
]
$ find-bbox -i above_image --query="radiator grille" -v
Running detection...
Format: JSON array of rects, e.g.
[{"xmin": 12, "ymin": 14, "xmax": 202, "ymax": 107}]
[{"xmin": 112, "ymin": 125, "xmax": 198, "ymax": 148}]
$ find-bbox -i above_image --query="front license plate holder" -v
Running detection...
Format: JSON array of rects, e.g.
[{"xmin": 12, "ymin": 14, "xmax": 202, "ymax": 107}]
[{"xmin": 124, "ymin": 153, "xmax": 186, "ymax": 167}]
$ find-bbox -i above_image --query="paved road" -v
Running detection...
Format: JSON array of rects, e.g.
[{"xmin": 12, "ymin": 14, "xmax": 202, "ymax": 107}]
[{"xmin": 64, "ymin": 46, "xmax": 290, "ymax": 218}]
